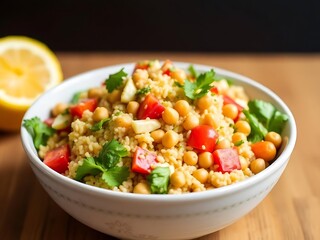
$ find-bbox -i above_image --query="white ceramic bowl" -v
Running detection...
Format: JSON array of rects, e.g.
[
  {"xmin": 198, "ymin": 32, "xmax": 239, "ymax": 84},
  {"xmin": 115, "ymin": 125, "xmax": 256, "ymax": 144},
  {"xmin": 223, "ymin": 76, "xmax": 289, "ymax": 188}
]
[{"xmin": 21, "ymin": 62, "xmax": 297, "ymax": 240}]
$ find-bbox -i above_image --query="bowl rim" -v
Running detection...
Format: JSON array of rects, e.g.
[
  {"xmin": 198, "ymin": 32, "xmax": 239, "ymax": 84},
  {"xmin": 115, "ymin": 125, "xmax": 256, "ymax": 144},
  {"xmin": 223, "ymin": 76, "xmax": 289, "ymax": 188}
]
[{"xmin": 21, "ymin": 61, "xmax": 297, "ymax": 203}]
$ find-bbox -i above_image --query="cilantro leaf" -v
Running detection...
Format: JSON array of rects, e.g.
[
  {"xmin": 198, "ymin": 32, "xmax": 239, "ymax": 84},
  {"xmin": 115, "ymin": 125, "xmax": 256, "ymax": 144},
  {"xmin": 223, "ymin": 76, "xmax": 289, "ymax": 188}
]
[
  {"xmin": 243, "ymin": 110, "xmax": 268, "ymax": 143},
  {"xmin": 75, "ymin": 157, "xmax": 104, "ymax": 181},
  {"xmin": 147, "ymin": 167, "xmax": 170, "ymax": 194},
  {"xmin": 244, "ymin": 100, "xmax": 288, "ymax": 143},
  {"xmin": 101, "ymin": 166, "xmax": 130, "ymax": 187},
  {"xmin": 269, "ymin": 110, "xmax": 289, "ymax": 133},
  {"xmin": 23, "ymin": 117, "xmax": 55, "ymax": 150},
  {"xmin": 96, "ymin": 139, "xmax": 129, "ymax": 169},
  {"xmin": 105, "ymin": 68, "xmax": 128, "ymax": 93},
  {"xmin": 136, "ymin": 86, "xmax": 151, "ymax": 96},
  {"xmin": 183, "ymin": 69, "xmax": 215, "ymax": 100},
  {"xmin": 90, "ymin": 118, "xmax": 110, "ymax": 131},
  {"xmin": 70, "ymin": 91, "xmax": 83, "ymax": 104},
  {"xmin": 188, "ymin": 65, "xmax": 199, "ymax": 78},
  {"xmin": 75, "ymin": 140, "xmax": 130, "ymax": 187}
]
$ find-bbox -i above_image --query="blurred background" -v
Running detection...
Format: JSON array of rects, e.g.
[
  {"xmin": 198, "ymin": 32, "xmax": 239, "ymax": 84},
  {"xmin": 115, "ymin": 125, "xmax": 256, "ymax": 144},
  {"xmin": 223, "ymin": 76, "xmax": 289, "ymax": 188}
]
[{"xmin": 2, "ymin": 0, "xmax": 319, "ymax": 52}]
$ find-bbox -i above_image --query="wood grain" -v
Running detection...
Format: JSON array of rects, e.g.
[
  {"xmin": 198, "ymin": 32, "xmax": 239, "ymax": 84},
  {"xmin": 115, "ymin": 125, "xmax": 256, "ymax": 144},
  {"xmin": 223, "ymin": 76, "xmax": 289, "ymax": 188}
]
[{"xmin": 1, "ymin": 53, "xmax": 319, "ymax": 240}]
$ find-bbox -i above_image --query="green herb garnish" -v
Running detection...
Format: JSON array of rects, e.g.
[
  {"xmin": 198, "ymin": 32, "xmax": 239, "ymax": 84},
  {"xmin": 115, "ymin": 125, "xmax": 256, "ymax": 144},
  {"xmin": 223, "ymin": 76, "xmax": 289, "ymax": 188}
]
[
  {"xmin": 75, "ymin": 139, "xmax": 129, "ymax": 187},
  {"xmin": 90, "ymin": 118, "xmax": 110, "ymax": 131},
  {"xmin": 70, "ymin": 91, "xmax": 83, "ymax": 104},
  {"xmin": 183, "ymin": 69, "xmax": 216, "ymax": 100},
  {"xmin": 188, "ymin": 64, "xmax": 199, "ymax": 78},
  {"xmin": 234, "ymin": 140, "xmax": 244, "ymax": 146},
  {"xmin": 244, "ymin": 100, "xmax": 288, "ymax": 143},
  {"xmin": 147, "ymin": 167, "xmax": 170, "ymax": 194},
  {"xmin": 136, "ymin": 86, "xmax": 151, "ymax": 96},
  {"xmin": 105, "ymin": 68, "xmax": 128, "ymax": 93},
  {"xmin": 23, "ymin": 117, "xmax": 55, "ymax": 150}
]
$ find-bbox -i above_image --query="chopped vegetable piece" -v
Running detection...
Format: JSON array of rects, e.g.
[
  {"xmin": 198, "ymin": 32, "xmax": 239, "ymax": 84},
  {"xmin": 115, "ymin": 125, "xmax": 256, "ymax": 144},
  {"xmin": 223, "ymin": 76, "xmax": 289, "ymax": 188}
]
[
  {"xmin": 52, "ymin": 113, "xmax": 72, "ymax": 130},
  {"xmin": 43, "ymin": 144, "xmax": 70, "ymax": 173},
  {"xmin": 105, "ymin": 68, "xmax": 128, "ymax": 93},
  {"xmin": 132, "ymin": 119, "xmax": 161, "ymax": 134},
  {"xmin": 147, "ymin": 167, "xmax": 170, "ymax": 194},
  {"xmin": 134, "ymin": 62, "xmax": 149, "ymax": 71},
  {"xmin": 137, "ymin": 94, "xmax": 165, "ymax": 120},
  {"xmin": 23, "ymin": 117, "xmax": 55, "ymax": 150},
  {"xmin": 188, "ymin": 125, "xmax": 219, "ymax": 152},
  {"xmin": 69, "ymin": 98, "xmax": 98, "ymax": 118},
  {"xmin": 121, "ymin": 77, "xmax": 137, "ymax": 103},
  {"xmin": 213, "ymin": 148, "xmax": 241, "ymax": 173},
  {"xmin": 163, "ymin": 68, "xmax": 172, "ymax": 76},
  {"xmin": 132, "ymin": 147, "xmax": 158, "ymax": 174},
  {"xmin": 183, "ymin": 69, "xmax": 216, "ymax": 100},
  {"xmin": 251, "ymin": 141, "xmax": 276, "ymax": 161},
  {"xmin": 210, "ymin": 86, "xmax": 219, "ymax": 94}
]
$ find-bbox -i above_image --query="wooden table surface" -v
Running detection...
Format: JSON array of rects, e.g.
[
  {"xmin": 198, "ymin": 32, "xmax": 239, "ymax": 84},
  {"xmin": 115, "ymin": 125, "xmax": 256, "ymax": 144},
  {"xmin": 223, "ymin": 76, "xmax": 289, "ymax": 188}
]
[{"xmin": 1, "ymin": 53, "xmax": 319, "ymax": 240}]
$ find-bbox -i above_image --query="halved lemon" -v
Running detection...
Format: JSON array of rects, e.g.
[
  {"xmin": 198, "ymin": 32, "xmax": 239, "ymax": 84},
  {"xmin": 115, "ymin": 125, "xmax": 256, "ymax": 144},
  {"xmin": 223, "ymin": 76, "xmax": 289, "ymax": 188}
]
[{"xmin": 0, "ymin": 36, "xmax": 63, "ymax": 131}]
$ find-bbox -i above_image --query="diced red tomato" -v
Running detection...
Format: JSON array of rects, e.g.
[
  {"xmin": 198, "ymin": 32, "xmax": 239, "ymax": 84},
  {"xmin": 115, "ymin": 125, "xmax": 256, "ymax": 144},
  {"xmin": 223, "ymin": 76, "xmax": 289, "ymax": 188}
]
[
  {"xmin": 137, "ymin": 94, "xmax": 165, "ymax": 120},
  {"xmin": 163, "ymin": 69, "xmax": 172, "ymax": 76},
  {"xmin": 213, "ymin": 148, "xmax": 241, "ymax": 173},
  {"xmin": 44, "ymin": 117, "xmax": 55, "ymax": 127},
  {"xmin": 132, "ymin": 147, "xmax": 158, "ymax": 174},
  {"xmin": 134, "ymin": 62, "xmax": 149, "ymax": 71},
  {"xmin": 223, "ymin": 95, "xmax": 244, "ymax": 121},
  {"xmin": 210, "ymin": 87, "xmax": 219, "ymax": 94},
  {"xmin": 44, "ymin": 144, "xmax": 70, "ymax": 173},
  {"xmin": 223, "ymin": 95, "xmax": 244, "ymax": 112},
  {"xmin": 187, "ymin": 125, "xmax": 219, "ymax": 152},
  {"xmin": 69, "ymin": 98, "xmax": 98, "ymax": 118}
]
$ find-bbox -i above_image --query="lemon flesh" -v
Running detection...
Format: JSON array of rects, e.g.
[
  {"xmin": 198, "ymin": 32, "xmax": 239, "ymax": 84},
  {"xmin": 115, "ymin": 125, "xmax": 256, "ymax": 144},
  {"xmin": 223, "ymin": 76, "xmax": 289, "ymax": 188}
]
[{"xmin": 0, "ymin": 36, "xmax": 62, "ymax": 131}]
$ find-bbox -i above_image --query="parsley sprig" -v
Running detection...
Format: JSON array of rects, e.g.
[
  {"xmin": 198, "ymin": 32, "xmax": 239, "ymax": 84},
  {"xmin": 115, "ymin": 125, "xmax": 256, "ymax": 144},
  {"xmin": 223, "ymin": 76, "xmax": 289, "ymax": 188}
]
[
  {"xmin": 183, "ymin": 69, "xmax": 216, "ymax": 100},
  {"xmin": 105, "ymin": 68, "xmax": 128, "ymax": 93},
  {"xmin": 23, "ymin": 117, "xmax": 55, "ymax": 150},
  {"xmin": 75, "ymin": 139, "xmax": 130, "ymax": 187}
]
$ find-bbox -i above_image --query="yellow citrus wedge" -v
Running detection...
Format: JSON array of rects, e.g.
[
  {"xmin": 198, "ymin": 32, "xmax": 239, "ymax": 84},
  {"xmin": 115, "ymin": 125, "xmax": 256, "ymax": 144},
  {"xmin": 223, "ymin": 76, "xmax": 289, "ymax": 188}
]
[{"xmin": 0, "ymin": 36, "xmax": 63, "ymax": 132}]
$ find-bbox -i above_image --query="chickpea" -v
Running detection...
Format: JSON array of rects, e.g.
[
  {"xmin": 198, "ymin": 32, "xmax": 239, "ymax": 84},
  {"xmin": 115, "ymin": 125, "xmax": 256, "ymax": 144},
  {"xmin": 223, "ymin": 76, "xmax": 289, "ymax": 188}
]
[
  {"xmin": 174, "ymin": 100, "xmax": 190, "ymax": 117},
  {"xmin": 251, "ymin": 141, "xmax": 276, "ymax": 162},
  {"xmin": 197, "ymin": 95, "xmax": 214, "ymax": 111},
  {"xmin": 115, "ymin": 114, "xmax": 132, "ymax": 129},
  {"xmin": 239, "ymin": 156, "xmax": 249, "ymax": 170},
  {"xmin": 88, "ymin": 87, "xmax": 104, "ymax": 99},
  {"xmin": 170, "ymin": 171, "xmax": 186, "ymax": 188},
  {"xmin": 198, "ymin": 152, "xmax": 214, "ymax": 169},
  {"xmin": 52, "ymin": 103, "xmax": 68, "ymax": 117},
  {"xmin": 222, "ymin": 104, "xmax": 238, "ymax": 119},
  {"xmin": 133, "ymin": 182, "xmax": 151, "ymax": 194},
  {"xmin": 151, "ymin": 129, "xmax": 165, "ymax": 143},
  {"xmin": 183, "ymin": 151, "xmax": 198, "ymax": 166},
  {"xmin": 201, "ymin": 113, "xmax": 219, "ymax": 129},
  {"xmin": 132, "ymin": 69, "xmax": 148, "ymax": 83},
  {"xmin": 92, "ymin": 107, "xmax": 109, "ymax": 122},
  {"xmin": 193, "ymin": 168, "xmax": 209, "ymax": 184},
  {"xmin": 127, "ymin": 101, "xmax": 140, "ymax": 115},
  {"xmin": 265, "ymin": 131, "xmax": 282, "ymax": 148},
  {"xmin": 235, "ymin": 120, "xmax": 251, "ymax": 136},
  {"xmin": 171, "ymin": 69, "xmax": 186, "ymax": 83},
  {"xmin": 183, "ymin": 115, "xmax": 199, "ymax": 130},
  {"xmin": 107, "ymin": 89, "xmax": 121, "ymax": 103},
  {"xmin": 162, "ymin": 130, "xmax": 179, "ymax": 148},
  {"xmin": 216, "ymin": 139, "xmax": 231, "ymax": 149},
  {"xmin": 162, "ymin": 107, "xmax": 179, "ymax": 125},
  {"xmin": 250, "ymin": 158, "xmax": 266, "ymax": 174},
  {"xmin": 232, "ymin": 132, "xmax": 247, "ymax": 144}
]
